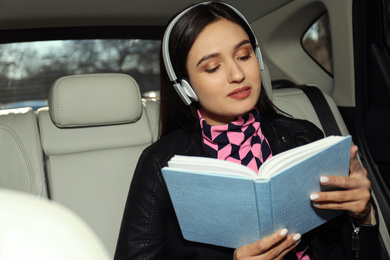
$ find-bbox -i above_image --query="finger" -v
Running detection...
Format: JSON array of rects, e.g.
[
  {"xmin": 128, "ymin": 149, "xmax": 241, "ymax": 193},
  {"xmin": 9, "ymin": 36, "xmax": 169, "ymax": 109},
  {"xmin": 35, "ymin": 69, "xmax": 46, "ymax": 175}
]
[
  {"xmin": 310, "ymin": 189, "xmax": 371, "ymax": 215},
  {"xmin": 236, "ymin": 229, "xmax": 288, "ymax": 257},
  {"xmin": 261, "ymin": 233, "xmax": 301, "ymax": 260},
  {"xmin": 318, "ymin": 175, "xmax": 369, "ymax": 190},
  {"xmin": 273, "ymin": 236, "xmax": 302, "ymax": 260},
  {"xmin": 349, "ymin": 146, "xmax": 367, "ymax": 178},
  {"xmin": 312, "ymin": 200, "xmax": 371, "ymax": 222},
  {"xmin": 234, "ymin": 229, "xmax": 300, "ymax": 259},
  {"xmin": 311, "ymin": 189, "xmax": 358, "ymax": 203},
  {"xmin": 312, "ymin": 178, "xmax": 371, "ymax": 200},
  {"xmin": 350, "ymin": 145, "xmax": 358, "ymax": 159},
  {"xmin": 311, "ymin": 186, "xmax": 371, "ymax": 205},
  {"xmin": 311, "ymin": 198, "xmax": 369, "ymax": 213}
]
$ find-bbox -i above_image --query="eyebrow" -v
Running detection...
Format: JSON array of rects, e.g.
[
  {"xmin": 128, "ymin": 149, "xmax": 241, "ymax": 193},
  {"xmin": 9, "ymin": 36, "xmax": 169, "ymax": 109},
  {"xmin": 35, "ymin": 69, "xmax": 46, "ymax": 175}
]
[{"xmin": 196, "ymin": 39, "xmax": 251, "ymax": 67}]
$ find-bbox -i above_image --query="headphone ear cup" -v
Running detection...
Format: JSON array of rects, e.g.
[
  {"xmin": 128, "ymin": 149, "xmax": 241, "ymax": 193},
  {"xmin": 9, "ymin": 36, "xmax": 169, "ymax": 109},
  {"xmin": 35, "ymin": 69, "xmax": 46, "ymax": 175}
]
[
  {"xmin": 181, "ymin": 79, "xmax": 199, "ymax": 102},
  {"xmin": 173, "ymin": 82, "xmax": 192, "ymax": 105}
]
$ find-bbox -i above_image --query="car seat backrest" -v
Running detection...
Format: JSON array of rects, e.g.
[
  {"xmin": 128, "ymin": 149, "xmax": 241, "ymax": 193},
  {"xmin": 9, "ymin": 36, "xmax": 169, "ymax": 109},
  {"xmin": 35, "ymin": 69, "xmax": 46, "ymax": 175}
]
[
  {"xmin": 37, "ymin": 73, "xmax": 158, "ymax": 257},
  {"xmin": 0, "ymin": 189, "xmax": 110, "ymax": 260},
  {"xmin": 273, "ymin": 88, "xmax": 350, "ymax": 136},
  {"xmin": 0, "ymin": 107, "xmax": 47, "ymax": 197}
]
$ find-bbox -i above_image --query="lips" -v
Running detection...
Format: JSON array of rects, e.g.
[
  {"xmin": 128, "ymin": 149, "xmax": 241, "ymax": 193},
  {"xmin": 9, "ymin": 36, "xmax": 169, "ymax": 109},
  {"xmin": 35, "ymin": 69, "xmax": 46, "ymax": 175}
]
[{"xmin": 227, "ymin": 86, "xmax": 251, "ymax": 99}]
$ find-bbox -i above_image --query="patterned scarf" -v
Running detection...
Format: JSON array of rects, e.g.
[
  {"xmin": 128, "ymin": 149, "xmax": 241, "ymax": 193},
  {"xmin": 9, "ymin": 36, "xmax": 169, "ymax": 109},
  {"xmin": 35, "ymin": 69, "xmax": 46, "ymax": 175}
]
[{"xmin": 198, "ymin": 108, "xmax": 272, "ymax": 173}]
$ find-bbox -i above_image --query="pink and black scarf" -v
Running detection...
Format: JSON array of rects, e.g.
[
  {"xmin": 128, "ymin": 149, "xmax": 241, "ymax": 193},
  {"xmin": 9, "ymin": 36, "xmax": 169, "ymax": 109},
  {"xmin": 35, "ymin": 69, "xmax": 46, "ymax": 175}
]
[{"xmin": 198, "ymin": 108, "xmax": 272, "ymax": 174}]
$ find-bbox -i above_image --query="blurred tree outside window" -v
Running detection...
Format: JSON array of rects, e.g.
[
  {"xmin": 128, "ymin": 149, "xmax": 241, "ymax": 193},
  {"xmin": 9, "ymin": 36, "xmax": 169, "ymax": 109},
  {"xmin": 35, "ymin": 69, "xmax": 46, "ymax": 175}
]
[
  {"xmin": 0, "ymin": 39, "xmax": 160, "ymax": 110},
  {"xmin": 302, "ymin": 13, "xmax": 333, "ymax": 75}
]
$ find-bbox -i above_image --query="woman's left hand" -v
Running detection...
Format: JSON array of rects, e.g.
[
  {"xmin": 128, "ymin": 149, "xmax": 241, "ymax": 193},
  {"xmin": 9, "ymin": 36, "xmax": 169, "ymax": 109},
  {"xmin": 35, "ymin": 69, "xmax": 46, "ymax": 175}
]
[{"xmin": 310, "ymin": 145, "xmax": 372, "ymax": 224}]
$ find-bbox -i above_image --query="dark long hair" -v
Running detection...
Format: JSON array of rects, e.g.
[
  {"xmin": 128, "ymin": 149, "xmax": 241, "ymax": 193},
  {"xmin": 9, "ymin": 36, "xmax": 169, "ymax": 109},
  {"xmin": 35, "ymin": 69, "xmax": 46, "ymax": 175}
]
[{"xmin": 159, "ymin": 2, "xmax": 278, "ymax": 138}]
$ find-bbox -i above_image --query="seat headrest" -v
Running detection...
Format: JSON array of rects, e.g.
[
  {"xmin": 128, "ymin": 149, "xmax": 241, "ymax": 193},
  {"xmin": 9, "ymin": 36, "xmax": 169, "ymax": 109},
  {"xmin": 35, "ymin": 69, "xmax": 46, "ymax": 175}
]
[
  {"xmin": 261, "ymin": 62, "xmax": 273, "ymax": 101},
  {"xmin": 48, "ymin": 74, "xmax": 142, "ymax": 128}
]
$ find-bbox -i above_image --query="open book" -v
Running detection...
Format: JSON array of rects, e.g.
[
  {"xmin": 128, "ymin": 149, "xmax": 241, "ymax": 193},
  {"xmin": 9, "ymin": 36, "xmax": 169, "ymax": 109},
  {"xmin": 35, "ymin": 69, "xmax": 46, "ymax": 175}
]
[{"xmin": 162, "ymin": 135, "xmax": 352, "ymax": 248}]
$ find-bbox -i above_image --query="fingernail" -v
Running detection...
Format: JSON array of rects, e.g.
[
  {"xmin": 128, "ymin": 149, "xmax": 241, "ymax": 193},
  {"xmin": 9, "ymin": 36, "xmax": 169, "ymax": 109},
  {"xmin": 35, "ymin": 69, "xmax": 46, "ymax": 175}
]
[
  {"xmin": 313, "ymin": 203, "xmax": 321, "ymax": 208},
  {"xmin": 293, "ymin": 233, "xmax": 301, "ymax": 242},
  {"xmin": 320, "ymin": 176, "xmax": 329, "ymax": 184},
  {"xmin": 310, "ymin": 193, "xmax": 319, "ymax": 200},
  {"xmin": 280, "ymin": 228, "xmax": 288, "ymax": 237}
]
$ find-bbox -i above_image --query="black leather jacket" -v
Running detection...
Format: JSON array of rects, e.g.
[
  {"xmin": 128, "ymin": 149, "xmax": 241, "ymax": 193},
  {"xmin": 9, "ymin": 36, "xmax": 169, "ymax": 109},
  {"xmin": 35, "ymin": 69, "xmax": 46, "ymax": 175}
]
[{"xmin": 115, "ymin": 115, "xmax": 380, "ymax": 260}]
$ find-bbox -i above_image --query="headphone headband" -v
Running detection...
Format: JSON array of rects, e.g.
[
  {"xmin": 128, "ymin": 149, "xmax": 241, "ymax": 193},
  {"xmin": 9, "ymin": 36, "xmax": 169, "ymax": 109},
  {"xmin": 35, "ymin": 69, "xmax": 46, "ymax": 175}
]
[{"xmin": 162, "ymin": 1, "xmax": 264, "ymax": 105}]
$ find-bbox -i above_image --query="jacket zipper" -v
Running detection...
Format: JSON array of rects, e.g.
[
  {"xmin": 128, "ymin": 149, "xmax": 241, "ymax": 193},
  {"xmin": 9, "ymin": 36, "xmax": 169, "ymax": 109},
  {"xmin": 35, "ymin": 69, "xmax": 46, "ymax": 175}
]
[{"xmin": 351, "ymin": 220, "xmax": 361, "ymax": 258}]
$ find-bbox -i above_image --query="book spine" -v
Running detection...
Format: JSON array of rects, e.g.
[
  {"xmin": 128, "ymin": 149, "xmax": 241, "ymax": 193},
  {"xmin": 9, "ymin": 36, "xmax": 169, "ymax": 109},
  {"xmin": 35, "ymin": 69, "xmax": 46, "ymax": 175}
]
[{"xmin": 255, "ymin": 180, "xmax": 274, "ymax": 238}]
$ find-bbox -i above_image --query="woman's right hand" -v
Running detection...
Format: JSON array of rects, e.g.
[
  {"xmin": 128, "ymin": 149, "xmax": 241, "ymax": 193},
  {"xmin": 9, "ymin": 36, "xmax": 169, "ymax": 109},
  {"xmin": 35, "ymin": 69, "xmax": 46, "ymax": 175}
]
[{"xmin": 233, "ymin": 229, "xmax": 301, "ymax": 260}]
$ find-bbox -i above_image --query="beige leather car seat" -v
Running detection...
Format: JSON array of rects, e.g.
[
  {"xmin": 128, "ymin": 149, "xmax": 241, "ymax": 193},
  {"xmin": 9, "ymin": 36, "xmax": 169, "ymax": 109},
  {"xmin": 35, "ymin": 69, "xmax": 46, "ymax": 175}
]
[
  {"xmin": 37, "ymin": 73, "xmax": 159, "ymax": 256},
  {"xmin": 261, "ymin": 63, "xmax": 349, "ymax": 136},
  {"xmin": 0, "ymin": 107, "xmax": 47, "ymax": 197},
  {"xmin": 0, "ymin": 188, "xmax": 110, "ymax": 260}
]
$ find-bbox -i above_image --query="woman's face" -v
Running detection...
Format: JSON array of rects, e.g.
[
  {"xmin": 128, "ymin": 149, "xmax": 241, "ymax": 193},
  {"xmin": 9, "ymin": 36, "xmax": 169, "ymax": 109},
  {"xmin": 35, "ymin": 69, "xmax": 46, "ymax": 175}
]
[{"xmin": 186, "ymin": 18, "xmax": 261, "ymax": 125}]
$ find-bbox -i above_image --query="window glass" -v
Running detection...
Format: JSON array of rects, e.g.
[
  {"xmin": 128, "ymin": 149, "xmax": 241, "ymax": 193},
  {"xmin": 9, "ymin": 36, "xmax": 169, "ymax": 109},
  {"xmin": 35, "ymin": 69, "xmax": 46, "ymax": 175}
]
[
  {"xmin": 0, "ymin": 39, "xmax": 160, "ymax": 110},
  {"xmin": 302, "ymin": 13, "xmax": 333, "ymax": 75},
  {"xmin": 383, "ymin": 0, "xmax": 390, "ymax": 50}
]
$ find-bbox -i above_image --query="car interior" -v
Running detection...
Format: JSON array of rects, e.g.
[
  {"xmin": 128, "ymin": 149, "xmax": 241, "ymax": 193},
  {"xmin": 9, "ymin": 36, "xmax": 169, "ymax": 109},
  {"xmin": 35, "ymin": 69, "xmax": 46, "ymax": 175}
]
[{"xmin": 0, "ymin": 0, "xmax": 389, "ymax": 259}]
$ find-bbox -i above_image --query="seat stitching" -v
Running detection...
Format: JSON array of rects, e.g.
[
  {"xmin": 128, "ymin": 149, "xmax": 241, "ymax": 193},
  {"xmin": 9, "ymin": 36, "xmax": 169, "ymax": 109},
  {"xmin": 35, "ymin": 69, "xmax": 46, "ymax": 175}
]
[{"xmin": 0, "ymin": 124, "xmax": 37, "ymax": 194}]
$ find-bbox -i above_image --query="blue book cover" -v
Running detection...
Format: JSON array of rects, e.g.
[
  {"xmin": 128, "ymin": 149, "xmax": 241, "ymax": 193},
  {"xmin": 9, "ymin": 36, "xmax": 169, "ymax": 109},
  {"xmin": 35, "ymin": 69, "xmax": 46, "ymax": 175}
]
[{"xmin": 162, "ymin": 135, "xmax": 352, "ymax": 248}]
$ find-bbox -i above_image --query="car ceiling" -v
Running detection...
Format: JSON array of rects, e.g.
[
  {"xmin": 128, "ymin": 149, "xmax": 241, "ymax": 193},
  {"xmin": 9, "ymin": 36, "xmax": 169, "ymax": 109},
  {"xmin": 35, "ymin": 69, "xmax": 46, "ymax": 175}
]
[{"xmin": 0, "ymin": 0, "xmax": 294, "ymax": 30}]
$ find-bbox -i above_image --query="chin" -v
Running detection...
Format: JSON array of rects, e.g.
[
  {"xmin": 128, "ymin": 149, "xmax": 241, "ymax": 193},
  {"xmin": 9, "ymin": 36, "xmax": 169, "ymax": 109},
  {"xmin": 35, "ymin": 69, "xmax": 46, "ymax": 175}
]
[{"xmin": 231, "ymin": 107, "xmax": 256, "ymax": 118}]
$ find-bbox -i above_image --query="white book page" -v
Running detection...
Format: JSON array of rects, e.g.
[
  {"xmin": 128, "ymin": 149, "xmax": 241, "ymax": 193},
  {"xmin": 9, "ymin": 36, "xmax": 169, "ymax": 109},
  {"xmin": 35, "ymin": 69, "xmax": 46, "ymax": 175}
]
[
  {"xmin": 168, "ymin": 155, "xmax": 257, "ymax": 178},
  {"xmin": 258, "ymin": 135, "xmax": 345, "ymax": 179},
  {"xmin": 167, "ymin": 136, "xmax": 347, "ymax": 180}
]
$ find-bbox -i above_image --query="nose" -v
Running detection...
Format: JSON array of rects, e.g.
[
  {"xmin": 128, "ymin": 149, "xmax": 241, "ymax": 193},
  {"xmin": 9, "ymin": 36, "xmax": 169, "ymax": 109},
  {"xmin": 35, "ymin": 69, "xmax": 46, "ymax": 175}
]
[{"xmin": 227, "ymin": 61, "xmax": 245, "ymax": 83}]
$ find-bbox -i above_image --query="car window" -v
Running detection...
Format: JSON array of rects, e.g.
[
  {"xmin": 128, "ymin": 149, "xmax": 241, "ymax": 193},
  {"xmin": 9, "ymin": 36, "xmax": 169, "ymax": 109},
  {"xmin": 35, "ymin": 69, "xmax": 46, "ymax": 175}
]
[
  {"xmin": 301, "ymin": 13, "xmax": 333, "ymax": 75},
  {"xmin": 0, "ymin": 39, "xmax": 161, "ymax": 110}
]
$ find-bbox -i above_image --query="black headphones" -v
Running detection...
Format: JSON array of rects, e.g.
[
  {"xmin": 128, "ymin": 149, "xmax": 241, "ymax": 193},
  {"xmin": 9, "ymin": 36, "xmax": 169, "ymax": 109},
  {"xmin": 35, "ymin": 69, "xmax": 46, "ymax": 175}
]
[{"xmin": 162, "ymin": 1, "xmax": 264, "ymax": 105}]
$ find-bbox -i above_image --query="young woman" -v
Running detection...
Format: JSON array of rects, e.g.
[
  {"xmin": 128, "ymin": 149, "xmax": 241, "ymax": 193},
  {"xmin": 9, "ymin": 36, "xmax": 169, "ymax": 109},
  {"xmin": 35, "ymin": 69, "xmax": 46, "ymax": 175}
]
[{"xmin": 115, "ymin": 2, "xmax": 380, "ymax": 259}]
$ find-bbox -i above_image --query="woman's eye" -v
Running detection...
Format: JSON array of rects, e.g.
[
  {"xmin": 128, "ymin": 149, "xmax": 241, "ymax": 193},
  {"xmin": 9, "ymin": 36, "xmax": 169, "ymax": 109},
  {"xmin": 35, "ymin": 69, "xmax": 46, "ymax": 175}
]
[
  {"xmin": 206, "ymin": 65, "xmax": 220, "ymax": 73},
  {"xmin": 238, "ymin": 54, "xmax": 251, "ymax": 61}
]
